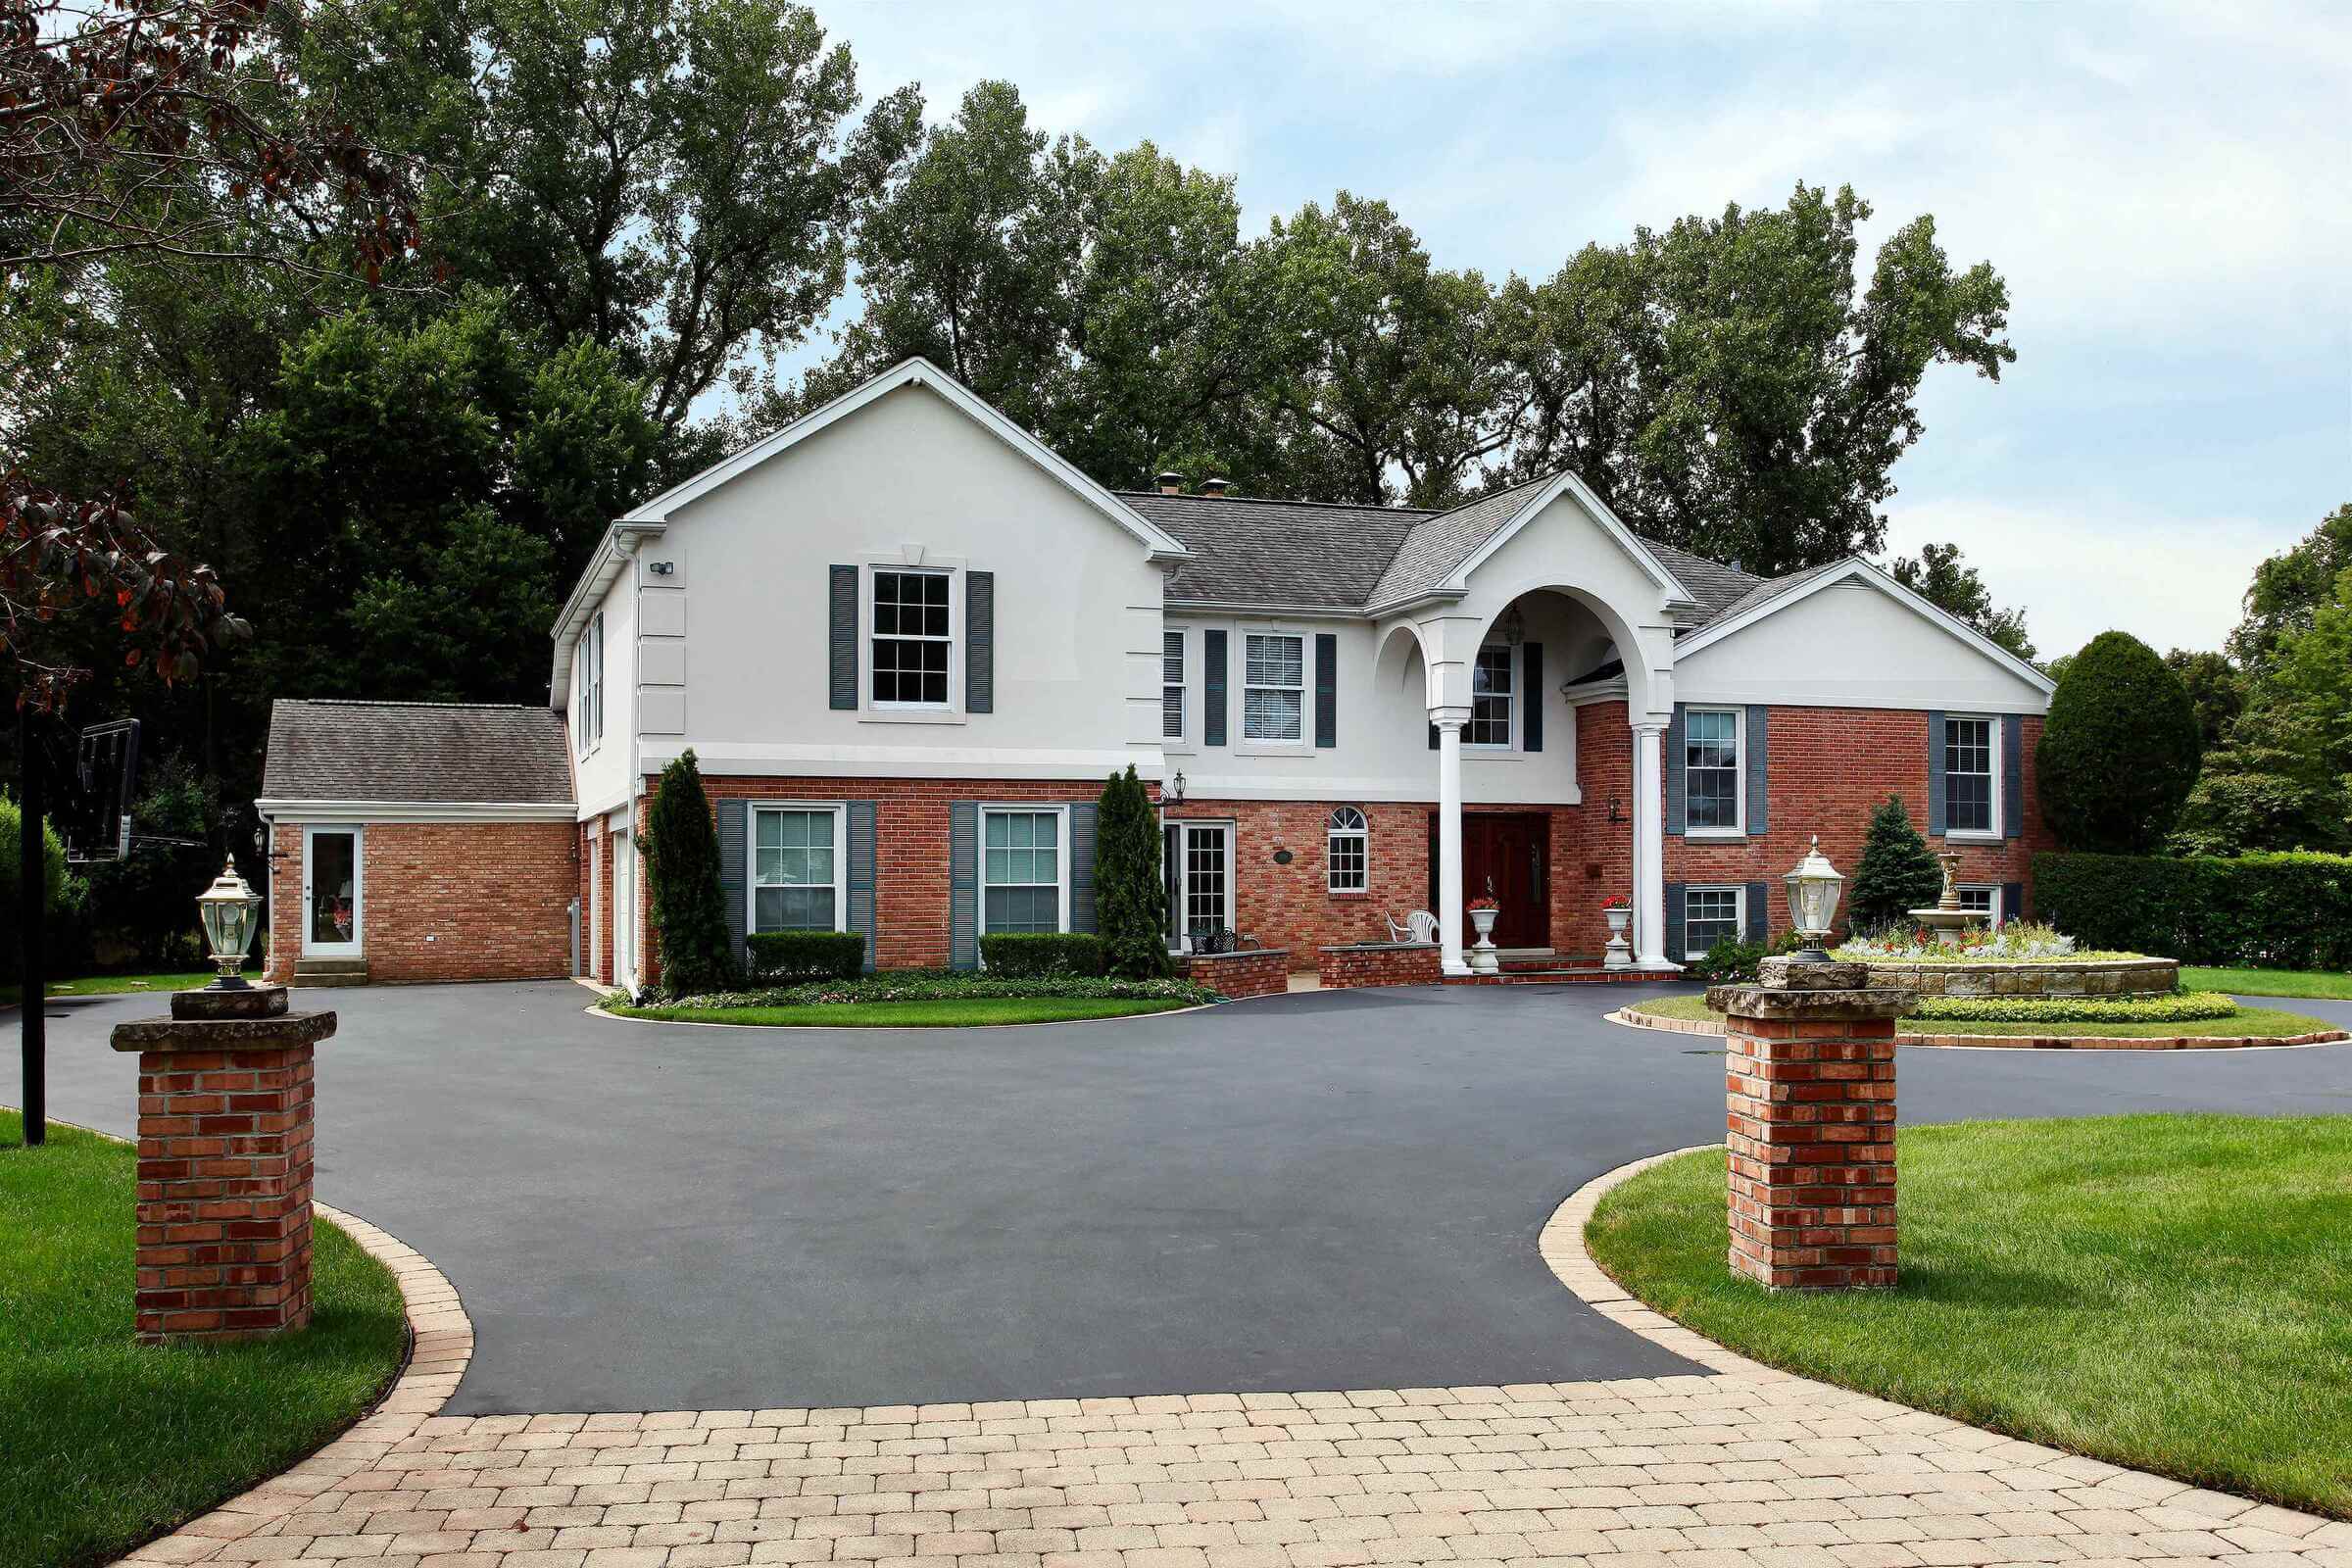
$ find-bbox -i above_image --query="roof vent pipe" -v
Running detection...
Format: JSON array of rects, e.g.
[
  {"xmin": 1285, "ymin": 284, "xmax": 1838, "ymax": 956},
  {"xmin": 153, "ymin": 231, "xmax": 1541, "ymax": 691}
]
[
  {"xmin": 1200, "ymin": 477, "xmax": 1231, "ymax": 498},
  {"xmin": 1154, "ymin": 471, "xmax": 1184, "ymax": 495}
]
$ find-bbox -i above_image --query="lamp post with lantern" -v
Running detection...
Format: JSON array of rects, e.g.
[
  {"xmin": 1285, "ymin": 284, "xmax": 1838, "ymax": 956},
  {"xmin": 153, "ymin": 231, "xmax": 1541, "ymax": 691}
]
[
  {"xmin": 1782, "ymin": 836, "xmax": 1844, "ymax": 963},
  {"xmin": 195, "ymin": 858, "xmax": 263, "ymax": 990}
]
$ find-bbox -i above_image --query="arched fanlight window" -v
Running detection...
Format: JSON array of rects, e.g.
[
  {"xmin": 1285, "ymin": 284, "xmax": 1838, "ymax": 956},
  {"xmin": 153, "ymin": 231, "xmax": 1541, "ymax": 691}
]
[{"xmin": 1326, "ymin": 807, "xmax": 1369, "ymax": 894}]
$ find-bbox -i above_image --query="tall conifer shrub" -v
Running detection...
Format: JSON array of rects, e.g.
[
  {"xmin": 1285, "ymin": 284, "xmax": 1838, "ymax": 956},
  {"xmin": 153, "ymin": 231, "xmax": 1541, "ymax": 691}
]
[
  {"xmin": 1095, "ymin": 765, "xmax": 1173, "ymax": 978},
  {"xmin": 643, "ymin": 749, "xmax": 735, "ymax": 996}
]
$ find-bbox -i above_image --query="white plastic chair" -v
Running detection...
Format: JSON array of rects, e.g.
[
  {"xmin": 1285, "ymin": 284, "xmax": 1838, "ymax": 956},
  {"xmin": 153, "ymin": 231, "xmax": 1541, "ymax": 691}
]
[{"xmin": 1386, "ymin": 909, "xmax": 1441, "ymax": 945}]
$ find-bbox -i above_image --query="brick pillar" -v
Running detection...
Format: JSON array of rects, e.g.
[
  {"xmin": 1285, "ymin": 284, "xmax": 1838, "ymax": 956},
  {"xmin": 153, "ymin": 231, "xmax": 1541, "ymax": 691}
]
[
  {"xmin": 1710, "ymin": 958, "xmax": 1908, "ymax": 1291},
  {"xmin": 111, "ymin": 986, "xmax": 337, "ymax": 1343}
]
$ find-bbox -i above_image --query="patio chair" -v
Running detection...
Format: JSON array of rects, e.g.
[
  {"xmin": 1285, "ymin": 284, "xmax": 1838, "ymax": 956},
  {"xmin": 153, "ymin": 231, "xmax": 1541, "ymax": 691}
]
[{"xmin": 1386, "ymin": 909, "xmax": 1441, "ymax": 945}]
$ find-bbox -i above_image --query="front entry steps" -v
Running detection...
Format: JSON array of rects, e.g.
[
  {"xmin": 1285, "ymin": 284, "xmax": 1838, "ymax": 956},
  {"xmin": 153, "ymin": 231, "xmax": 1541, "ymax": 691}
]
[
  {"xmin": 1446, "ymin": 949, "xmax": 1670, "ymax": 985},
  {"xmin": 293, "ymin": 956, "xmax": 370, "ymax": 988}
]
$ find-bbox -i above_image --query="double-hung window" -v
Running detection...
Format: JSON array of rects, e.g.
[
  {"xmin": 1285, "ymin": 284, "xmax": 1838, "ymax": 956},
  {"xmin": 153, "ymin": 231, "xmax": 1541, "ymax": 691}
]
[
  {"xmin": 1684, "ymin": 708, "xmax": 1741, "ymax": 832},
  {"xmin": 1469, "ymin": 645, "xmax": 1514, "ymax": 747},
  {"xmin": 871, "ymin": 569, "xmax": 952, "ymax": 707},
  {"xmin": 753, "ymin": 808, "xmax": 842, "ymax": 932},
  {"xmin": 1683, "ymin": 887, "xmax": 1742, "ymax": 961},
  {"xmin": 575, "ymin": 628, "xmax": 593, "ymax": 755},
  {"xmin": 982, "ymin": 808, "xmax": 1063, "ymax": 934},
  {"xmin": 1162, "ymin": 630, "xmax": 1187, "ymax": 742},
  {"xmin": 1326, "ymin": 807, "xmax": 1368, "ymax": 894},
  {"xmin": 590, "ymin": 613, "xmax": 605, "ymax": 742},
  {"xmin": 1943, "ymin": 716, "xmax": 1996, "ymax": 835},
  {"xmin": 1956, "ymin": 885, "xmax": 2001, "ymax": 925},
  {"xmin": 575, "ymin": 613, "xmax": 605, "ymax": 753},
  {"xmin": 1243, "ymin": 633, "xmax": 1304, "ymax": 743}
]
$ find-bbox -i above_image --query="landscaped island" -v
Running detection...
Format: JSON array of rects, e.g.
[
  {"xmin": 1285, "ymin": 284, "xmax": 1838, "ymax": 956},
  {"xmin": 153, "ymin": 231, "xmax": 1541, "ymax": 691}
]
[
  {"xmin": 1585, "ymin": 1114, "xmax": 2352, "ymax": 1516},
  {"xmin": 609, "ymin": 970, "xmax": 1220, "ymax": 1028},
  {"xmin": 0, "ymin": 1112, "xmax": 409, "ymax": 1568}
]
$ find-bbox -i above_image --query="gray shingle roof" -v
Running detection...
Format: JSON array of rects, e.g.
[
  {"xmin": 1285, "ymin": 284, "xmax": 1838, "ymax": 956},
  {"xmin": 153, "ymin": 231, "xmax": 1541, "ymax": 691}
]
[
  {"xmin": 263, "ymin": 700, "xmax": 574, "ymax": 806},
  {"xmin": 1127, "ymin": 473, "xmax": 1770, "ymax": 617},
  {"xmin": 1697, "ymin": 558, "xmax": 1848, "ymax": 628}
]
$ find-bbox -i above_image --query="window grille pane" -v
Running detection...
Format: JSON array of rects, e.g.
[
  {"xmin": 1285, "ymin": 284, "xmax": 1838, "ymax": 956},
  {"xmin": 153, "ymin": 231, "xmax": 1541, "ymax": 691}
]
[
  {"xmin": 1684, "ymin": 888, "xmax": 1741, "ymax": 958},
  {"xmin": 1945, "ymin": 718, "xmax": 1994, "ymax": 833},
  {"xmin": 1246, "ymin": 634, "xmax": 1302, "ymax": 688},
  {"xmin": 1244, "ymin": 688, "xmax": 1302, "ymax": 741},
  {"xmin": 1184, "ymin": 829, "xmax": 1227, "ymax": 936},
  {"xmin": 1957, "ymin": 886, "xmax": 1996, "ymax": 916},
  {"xmin": 1470, "ymin": 694, "xmax": 1511, "ymax": 746},
  {"xmin": 1473, "ymin": 646, "xmax": 1513, "ymax": 695},
  {"xmin": 755, "ymin": 885, "xmax": 836, "ymax": 933},
  {"xmin": 1162, "ymin": 631, "xmax": 1185, "ymax": 739},
  {"xmin": 984, "ymin": 886, "xmax": 1058, "ymax": 933}
]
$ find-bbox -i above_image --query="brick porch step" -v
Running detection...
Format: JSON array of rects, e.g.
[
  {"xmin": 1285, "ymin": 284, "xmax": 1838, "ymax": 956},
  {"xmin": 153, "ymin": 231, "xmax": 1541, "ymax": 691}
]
[
  {"xmin": 1444, "ymin": 966, "xmax": 1661, "ymax": 985},
  {"xmin": 293, "ymin": 956, "xmax": 370, "ymax": 988}
]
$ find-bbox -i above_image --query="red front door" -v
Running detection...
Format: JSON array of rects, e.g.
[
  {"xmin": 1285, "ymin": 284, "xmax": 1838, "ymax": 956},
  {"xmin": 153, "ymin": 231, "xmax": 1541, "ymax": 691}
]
[{"xmin": 1428, "ymin": 812, "xmax": 1550, "ymax": 949}]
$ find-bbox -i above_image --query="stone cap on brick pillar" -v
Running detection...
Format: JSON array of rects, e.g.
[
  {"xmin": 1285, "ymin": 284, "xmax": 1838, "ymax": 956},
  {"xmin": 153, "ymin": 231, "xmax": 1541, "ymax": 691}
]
[
  {"xmin": 1708, "ymin": 957, "xmax": 1910, "ymax": 1020},
  {"xmin": 111, "ymin": 1004, "xmax": 337, "ymax": 1054}
]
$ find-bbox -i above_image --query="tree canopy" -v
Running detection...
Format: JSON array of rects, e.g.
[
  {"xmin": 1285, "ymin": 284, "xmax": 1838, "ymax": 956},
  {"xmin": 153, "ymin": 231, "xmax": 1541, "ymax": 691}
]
[
  {"xmin": 2036, "ymin": 631, "xmax": 2202, "ymax": 855},
  {"xmin": 1889, "ymin": 541, "xmax": 2034, "ymax": 661}
]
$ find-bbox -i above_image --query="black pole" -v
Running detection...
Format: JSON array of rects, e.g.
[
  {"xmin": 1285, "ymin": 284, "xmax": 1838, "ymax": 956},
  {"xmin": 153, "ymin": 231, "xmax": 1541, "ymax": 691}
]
[{"xmin": 19, "ymin": 704, "xmax": 43, "ymax": 1147}]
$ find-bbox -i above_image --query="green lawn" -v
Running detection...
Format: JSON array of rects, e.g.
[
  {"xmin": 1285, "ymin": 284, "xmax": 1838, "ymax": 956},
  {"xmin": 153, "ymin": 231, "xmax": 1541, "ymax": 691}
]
[
  {"xmin": 1626, "ymin": 992, "xmax": 2338, "ymax": 1039},
  {"xmin": 0, "ymin": 1112, "xmax": 409, "ymax": 1568},
  {"xmin": 2183, "ymin": 965, "xmax": 2352, "ymax": 1001},
  {"xmin": 0, "ymin": 971, "xmax": 216, "ymax": 1007},
  {"xmin": 612, "ymin": 996, "xmax": 1198, "ymax": 1027},
  {"xmin": 1587, "ymin": 1115, "xmax": 2352, "ymax": 1517}
]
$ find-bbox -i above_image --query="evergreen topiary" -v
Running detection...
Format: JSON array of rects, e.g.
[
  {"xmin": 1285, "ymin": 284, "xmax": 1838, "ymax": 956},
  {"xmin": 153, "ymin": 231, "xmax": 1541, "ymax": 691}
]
[
  {"xmin": 1847, "ymin": 795, "xmax": 1944, "ymax": 932},
  {"xmin": 2037, "ymin": 630, "xmax": 2203, "ymax": 853},
  {"xmin": 1095, "ymin": 764, "xmax": 1173, "ymax": 978},
  {"xmin": 642, "ymin": 749, "xmax": 736, "ymax": 996}
]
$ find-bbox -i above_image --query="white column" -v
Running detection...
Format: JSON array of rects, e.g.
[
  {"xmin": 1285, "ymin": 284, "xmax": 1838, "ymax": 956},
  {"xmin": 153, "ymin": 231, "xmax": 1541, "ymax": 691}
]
[
  {"xmin": 1631, "ymin": 718, "xmax": 1671, "ymax": 968},
  {"xmin": 1435, "ymin": 714, "xmax": 1468, "ymax": 975}
]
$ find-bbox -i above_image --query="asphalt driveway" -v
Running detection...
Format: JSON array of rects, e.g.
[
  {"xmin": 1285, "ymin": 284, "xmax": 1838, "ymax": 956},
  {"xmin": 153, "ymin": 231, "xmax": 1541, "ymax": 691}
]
[{"xmin": 10, "ymin": 980, "xmax": 2352, "ymax": 1415}]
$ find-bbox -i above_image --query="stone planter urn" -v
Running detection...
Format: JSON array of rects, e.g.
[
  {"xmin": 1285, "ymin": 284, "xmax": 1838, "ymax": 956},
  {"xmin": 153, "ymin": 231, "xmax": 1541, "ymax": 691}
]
[
  {"xmin": 1468, "ymin": 904, "xmax": 1500, "ymax": 973},
  {"xmin": 1602, "ymin": 904, "xmax": 1633, "ymax": 970}
]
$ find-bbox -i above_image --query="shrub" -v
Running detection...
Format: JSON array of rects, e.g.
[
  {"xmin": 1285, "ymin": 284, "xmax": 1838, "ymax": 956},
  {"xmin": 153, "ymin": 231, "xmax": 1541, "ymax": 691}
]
[
  {"xmin": 666, "ymin": 972, "xmax": 1218, "ymax": 1009},
  {"xmin": 1096, "ymin": 764, "xmax": 1172, "ymax": 978},
  {"xmin": 0, "ymin": 792, "xmax": 87, "ymax": 973},
  {"xmin": 1684, "ymin": 940, "xmax": 1764, "ymax": 983},
  {"xmin": 1847, "ymin": 795, "xmax": 1943, "ymax": 931},
  {"xmin": 2038, "ymin": 631, "xmax": 2203, "ymax": 853},
  {"xmin": 1908, "ymin": 992, "xmax": 2239, "ymax": 1025},
  {"xmin": 642, "ymin": 751, "xmax": 736, "ymax": 995},
  {"xmin": 2034, "ymin": 850, "xmax": 2352, "ymax": 970},
  {"xmin": 745, "ymin": 930, "xmax": 864, "ymax": 982},
  {"xmin": 980, "ymin": 932, "xmax": 1106, "ymax": 977}
]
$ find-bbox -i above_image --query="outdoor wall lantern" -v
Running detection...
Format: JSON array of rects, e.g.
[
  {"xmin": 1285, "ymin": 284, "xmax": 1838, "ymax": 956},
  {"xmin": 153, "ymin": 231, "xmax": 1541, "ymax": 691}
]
[
  {"xmin": 1783, "ymin": 836, "xmax": 1844, "ymax": 964},
  {"xmin": 197, "ymin": 858, "xmax": 263, "ymax": 990},
  {"xmin": 1166, "ymin": 768, "xmax": 1187, "ymax": 807}
]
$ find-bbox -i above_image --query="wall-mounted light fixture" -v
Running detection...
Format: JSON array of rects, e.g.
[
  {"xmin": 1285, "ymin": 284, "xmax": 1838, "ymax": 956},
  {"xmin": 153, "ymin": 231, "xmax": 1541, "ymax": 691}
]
[
  {"xmin": 646, "ymin": 560, "xmax": 676, "ymax": 576},
  {"xmin": 1166, "ymin": 768, "xmax": 1187, "ymax": 807},
  {"xmin": 1606, "ymin": 796, "xmax": 1625, "ymax": 824}
]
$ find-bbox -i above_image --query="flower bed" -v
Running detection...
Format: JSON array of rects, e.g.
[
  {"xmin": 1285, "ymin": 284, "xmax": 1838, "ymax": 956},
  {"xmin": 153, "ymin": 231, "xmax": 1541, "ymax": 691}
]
[
  {"xmin": 1909, "ymin": 991, "xmax": 2237, "ymax": 1024},
  {"xmin": 657, "ymin": 973, "xmax": 1220, "ymax": 1010},
  {"xmin": 1835, "ymin": 920, "xmax": 2136, "ymax": 964},
  {"xmin": 1836, "ymin": 920, "xmax": 2178, "ymax": 999}
]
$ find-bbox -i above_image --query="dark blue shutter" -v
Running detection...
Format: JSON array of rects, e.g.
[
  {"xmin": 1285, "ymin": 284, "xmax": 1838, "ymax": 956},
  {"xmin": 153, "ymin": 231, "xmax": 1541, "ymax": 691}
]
[
  {"xmin": 1314, "ymin": 633, "xmax": 1337, "ymax": 749},
  {"xmin": 965, "ymin": 571, "xmax": 994, "ymax": 714},
  {"xmin": 1663, "ymin": 705, "xmax": 1687, "ymax": 837},
  {"xmin": 950, "ymin": 802, "xmax": 979, "ymax": 969},
  {"xmin": 828, "ymin": 565, "xmax": 858, "ymax": 710},
  {"xmin": 1664, "ymin": 882, "xmax": 1686, "ymax": 963},
  {"xmin": 1926, "ymin": 710, "xmax": 1948, "ymax": 835},
  {"xmin": 1203, "ymin": 630, "xmax": 1228, "ymax": 747},
  {"xmin": 1429, "ymin": 722, "xmax": 1439, "ymax": 751},
  {"xmin": 1745, "ymin": 706, "xmax": 1769, "ymax": 835},
  {"xmin": 1070, "ymin": 803, "xmax": 1099, "ymax": 933},
  {"xmin": 848, "ymin": 802, "xmax": 877, "ymax": 971},
  {"xmin": 718, "ymin": 799, "xmax": 748, "ymax": 968},
  {"xmin": 1745, "ymin": 881, "xmax": 1770, "ymax": 943},
  {"xmin": 1522, "ymin": 643, "xmax": 1543, "ymax": 753},
  {"xmin": 2002, "ymin": 713, "xmax": 2023, "ymax": 839},
  {"xmin": 2002, "ymin": 879, "xmax": 2025, "ymax": 926}
]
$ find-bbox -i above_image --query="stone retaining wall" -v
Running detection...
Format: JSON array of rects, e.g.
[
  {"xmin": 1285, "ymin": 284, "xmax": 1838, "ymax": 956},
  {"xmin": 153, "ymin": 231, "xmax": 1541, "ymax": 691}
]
[
  {"xmin": 1318, "ymin": 941, "xmax": 1442, "ymax": 989},
  {"xmin": 1182, "ymin": 948, "xmax": 1291, "ymax": 1000},
  {"xmin": 1862, "ymin": 956, "xmax": 2180, "ymax": 999}
]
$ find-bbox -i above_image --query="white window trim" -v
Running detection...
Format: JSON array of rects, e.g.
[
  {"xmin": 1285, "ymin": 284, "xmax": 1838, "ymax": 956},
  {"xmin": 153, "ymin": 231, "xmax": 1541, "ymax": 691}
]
[
  {"xmin": 1680, "ymin": 884, "xmax": 1745, "ymax": 963},
  {"xmin": 1957, "ymin": 883, "xmax": 2004, "ymax": 925},
  {"xmin": 859, "ymin": 556, "xmax": 966, "ymax": 724},
  {"xmin": 1164, "ymin": 815, "xmax": 1237, "ymax": 953},
  {"xmin": 1326, "ymin": 807, "xmax": 1369, "ymax": 896},
  {"xmin": 1464, "ymin": 642, "xmax": 1519, "ymax": 753},
  {"xmin": 978, "ymin": 803, "xmax": 1072, "ymax": 937},
  {"xmin": 1162, "ymin": 625, "xmax": 1193, "ymax": 754},
  {"xmin": 1683, "ymin": 705, "xmax": 1745, "ymax": 838},
  {"xmin": 749, "ymin": 803, "xmax": 848, "ymax": 935},
  {"xmin": 1943, "ymin": 713, "xmax": 2002, "ymax": 842},
  {"xmin": 1236, "ymin": 626, "xmax": 1314, "ymax": 754}
]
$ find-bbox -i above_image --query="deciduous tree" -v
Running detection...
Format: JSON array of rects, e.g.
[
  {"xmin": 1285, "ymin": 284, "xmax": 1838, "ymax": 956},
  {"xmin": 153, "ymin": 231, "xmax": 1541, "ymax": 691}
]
[
  {"xmin": 1890, "ymin": 541, "xmax": 2034, "ymax": 661},
  {"xmin": 2036, "ymin": 631, "xmax": 2202, "ymax": 854}
]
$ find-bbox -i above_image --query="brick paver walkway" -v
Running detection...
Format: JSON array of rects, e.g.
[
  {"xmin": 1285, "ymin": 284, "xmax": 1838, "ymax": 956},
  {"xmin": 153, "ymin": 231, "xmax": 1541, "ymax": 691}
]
[{"xmin": 123, "ymin": 1169, "xmax": 2351, "ymax": 1568}]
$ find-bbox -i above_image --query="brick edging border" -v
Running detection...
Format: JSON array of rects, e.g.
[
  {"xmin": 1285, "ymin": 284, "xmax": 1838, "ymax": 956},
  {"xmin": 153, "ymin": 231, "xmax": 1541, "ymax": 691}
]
[
  {"xmin": 1538, "ymin": 1147, "xmax": 2344, "ymax": 1531},
  {"xmin": 1605, "ymin": 1004, "xmax": 2349, "ymax": 1052},
  {"xmin": 116, "ymin": 1202, "xmax": 474, "ymax": 1567}
]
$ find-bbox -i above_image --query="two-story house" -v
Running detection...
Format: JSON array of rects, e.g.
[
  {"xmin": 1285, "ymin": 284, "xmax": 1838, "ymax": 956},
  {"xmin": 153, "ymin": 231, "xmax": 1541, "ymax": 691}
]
[{"xmin": 257, "ymin": 357, "xmax": 2055, "ymax": 990}]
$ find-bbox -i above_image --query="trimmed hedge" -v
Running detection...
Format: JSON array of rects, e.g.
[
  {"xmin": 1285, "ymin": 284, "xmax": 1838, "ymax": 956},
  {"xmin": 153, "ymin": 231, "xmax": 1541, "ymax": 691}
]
[
  {"xmin": 979, "ymin": 932, "xmax": 1106, "ymax": 977},
  {"xmin": 746, "ymin": 930, "xmax": 865, "ymax": 981},
  {"xmin": 2034, "ymin": 851, "xmax": 2352, "ymax": 970},
  {"xmin": 668, "ymin": 973, "xmax": 1218, "ymax": 1009},
  {"xmin": 1908, "ymin": 991, "xmax": 2239, "ymax": 1025}
]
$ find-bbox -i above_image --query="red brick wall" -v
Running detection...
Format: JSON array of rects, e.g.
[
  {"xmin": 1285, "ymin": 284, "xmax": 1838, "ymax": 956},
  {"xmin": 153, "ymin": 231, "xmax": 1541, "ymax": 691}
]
[
  {"xmin": 1318, "ymin": 943, "xmax": 1442, "ymax": 988},
  {"xmin": 1568, "ymin": 706, "xmax": 1637, "ymax": 957},
  {"xmin": 264, "ymin": 820, "xmax": 577, "ymax": 984},
  {"xmin": 1181, "ymin": 949, "xmax": 1290, "ymax": 999},
  {"xmin": 1664, "ymin": 709, "xmax": 2051, "ymax": 940}
]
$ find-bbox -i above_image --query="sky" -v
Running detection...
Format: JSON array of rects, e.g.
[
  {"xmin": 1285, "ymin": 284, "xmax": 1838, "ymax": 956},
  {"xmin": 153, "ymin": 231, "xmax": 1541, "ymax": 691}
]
[{"xmin": 783, "ymin": 0, "xmax": 2349, "ymax": 661}]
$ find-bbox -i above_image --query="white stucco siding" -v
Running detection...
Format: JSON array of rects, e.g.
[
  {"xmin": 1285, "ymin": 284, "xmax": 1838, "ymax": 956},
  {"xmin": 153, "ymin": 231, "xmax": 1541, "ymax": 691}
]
[
  {"xmin": 647, "ymin": 381, "xmax": 1164, "ymax": 778},
  {"xmin": 570, "ymin": 571, "xmax": 636, "ymax": 816},
  {"xmin": 1673, "ymin": 577, "xmax": 2050, "ymax": 712}
]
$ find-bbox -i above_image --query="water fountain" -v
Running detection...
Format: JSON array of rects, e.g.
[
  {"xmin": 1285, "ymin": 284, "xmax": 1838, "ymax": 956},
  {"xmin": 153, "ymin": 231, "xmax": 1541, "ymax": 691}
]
[{"xmin": 1906, "ymin": 850, "xmax": 1991, "ymax": 948}]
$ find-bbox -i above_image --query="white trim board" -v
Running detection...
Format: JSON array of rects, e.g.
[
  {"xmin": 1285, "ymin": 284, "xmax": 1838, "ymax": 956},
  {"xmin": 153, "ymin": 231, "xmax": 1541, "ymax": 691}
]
[
  {"xmin": 618, "ymin": 359, "xmax": 1191, "ymax": 559},
  {"xmin": 258, "ymin": 800, "xmax": 576, "ymax": 823}
]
